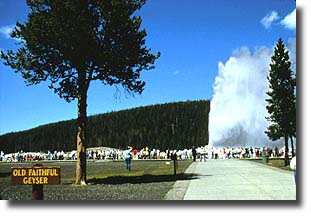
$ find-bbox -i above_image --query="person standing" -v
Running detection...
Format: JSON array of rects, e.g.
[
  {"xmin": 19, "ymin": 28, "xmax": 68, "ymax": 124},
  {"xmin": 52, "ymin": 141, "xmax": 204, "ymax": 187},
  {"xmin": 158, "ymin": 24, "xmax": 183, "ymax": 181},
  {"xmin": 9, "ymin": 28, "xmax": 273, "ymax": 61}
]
[
  {"xmin": 192, "ymin": 146, "xmax": 197, "ymax": 162},
  {"xmin": 0, "ymin": 150, "xmax": 4, "ymax": 161},
  {"xmin": 124, "ymin": 146, "xmax": 133, "ymax": 171},
  {"xmin": 171, "ymin": 150, "xmax": 178, "ymax": 175},
  {"xmin": 290, "ymin": 156, "xmax": 296, "ymax": 184}
]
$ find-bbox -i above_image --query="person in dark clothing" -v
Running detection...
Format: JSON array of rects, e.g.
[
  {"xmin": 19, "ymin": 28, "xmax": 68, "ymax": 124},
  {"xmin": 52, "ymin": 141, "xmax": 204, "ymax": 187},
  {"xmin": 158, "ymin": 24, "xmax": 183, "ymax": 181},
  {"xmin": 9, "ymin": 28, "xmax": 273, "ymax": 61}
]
[
  {"xmin": 171, "ymin": 151, "xmax": 178, "ymax": 175},
  {"xmin": 192, "ymin": 146, "xmax": 197, "ymax": 162}
]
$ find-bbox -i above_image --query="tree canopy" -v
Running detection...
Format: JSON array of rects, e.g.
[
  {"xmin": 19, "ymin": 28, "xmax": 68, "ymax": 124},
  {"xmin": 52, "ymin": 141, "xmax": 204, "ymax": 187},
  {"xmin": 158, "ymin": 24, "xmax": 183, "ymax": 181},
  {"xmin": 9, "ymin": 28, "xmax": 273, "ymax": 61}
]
[{"xmin": 1, "ymin": 0, "xmax": 159, "ymax": 100}]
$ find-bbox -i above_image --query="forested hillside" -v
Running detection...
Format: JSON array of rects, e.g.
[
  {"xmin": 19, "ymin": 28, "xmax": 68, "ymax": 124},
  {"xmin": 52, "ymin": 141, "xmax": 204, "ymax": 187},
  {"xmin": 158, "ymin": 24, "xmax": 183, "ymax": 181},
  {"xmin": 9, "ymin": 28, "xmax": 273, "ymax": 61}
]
[{"xmin": 0, "ymin": 100, "xmax": 210, "ymax": 152}]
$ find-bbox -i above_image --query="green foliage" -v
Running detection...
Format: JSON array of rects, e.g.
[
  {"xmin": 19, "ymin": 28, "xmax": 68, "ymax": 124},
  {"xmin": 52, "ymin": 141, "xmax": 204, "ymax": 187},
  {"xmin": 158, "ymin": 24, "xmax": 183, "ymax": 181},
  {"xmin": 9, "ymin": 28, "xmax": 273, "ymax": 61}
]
[
  {"xmin": 0, "ymin": 100, "xmax": 210, "ymax": 152},
  {"xmin": 0, "ymin": 0, "xmax": 160, "ymax": 102}
]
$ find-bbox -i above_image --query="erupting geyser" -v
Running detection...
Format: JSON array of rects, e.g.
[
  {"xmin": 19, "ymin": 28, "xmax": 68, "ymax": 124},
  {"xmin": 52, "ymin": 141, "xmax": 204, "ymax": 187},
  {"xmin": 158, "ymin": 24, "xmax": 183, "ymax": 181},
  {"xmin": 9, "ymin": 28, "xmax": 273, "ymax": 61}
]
[{"xmin": 209, "ymin": 39, "xmax": 296, "ymax": 148}]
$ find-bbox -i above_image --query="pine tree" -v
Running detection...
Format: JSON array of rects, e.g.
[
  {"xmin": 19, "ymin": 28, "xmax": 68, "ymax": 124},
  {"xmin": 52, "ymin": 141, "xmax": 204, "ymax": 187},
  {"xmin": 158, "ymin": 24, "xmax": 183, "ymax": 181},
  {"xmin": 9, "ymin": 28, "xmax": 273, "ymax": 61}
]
[
  {"xmin": 1, "ymin": 0, "xmax": 160, "ymax": 185},
  {"xmin": 265, "ymin": 38, "xmax": 296, "ymax": 166}
]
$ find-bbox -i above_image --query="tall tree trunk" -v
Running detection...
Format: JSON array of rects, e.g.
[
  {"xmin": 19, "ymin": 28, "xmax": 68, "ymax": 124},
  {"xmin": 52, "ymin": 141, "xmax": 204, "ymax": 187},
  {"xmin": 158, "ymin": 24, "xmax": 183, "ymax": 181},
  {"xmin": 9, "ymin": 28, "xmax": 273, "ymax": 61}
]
[
  {"xmin": 290, "ymin": 136, "xmax": 295, "ymax": 157},
  {"xmin": 284, "ymin": 134, "xmax": 289, "ymax": 167},
  {"xmin": 75, "ymin": 78, "xmax": 87, "ymax": 185}
]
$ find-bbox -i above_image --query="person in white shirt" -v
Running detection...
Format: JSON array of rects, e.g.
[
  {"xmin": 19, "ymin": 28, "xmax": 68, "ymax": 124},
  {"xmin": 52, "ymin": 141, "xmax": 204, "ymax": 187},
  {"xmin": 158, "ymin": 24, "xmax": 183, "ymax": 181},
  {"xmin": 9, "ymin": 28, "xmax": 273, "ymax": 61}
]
[
  {"xmin": 124, "ymin": 146, "xmax": 133, "ymax": 171},
  {"xmin": 290, "ymin": 156, "xmax": 296, "ymax": 184}
]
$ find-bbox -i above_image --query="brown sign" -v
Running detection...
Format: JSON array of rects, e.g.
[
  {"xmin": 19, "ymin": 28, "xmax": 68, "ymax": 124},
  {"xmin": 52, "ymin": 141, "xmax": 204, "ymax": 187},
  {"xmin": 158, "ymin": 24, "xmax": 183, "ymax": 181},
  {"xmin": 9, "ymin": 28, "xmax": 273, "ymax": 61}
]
[{"xmin": 11, "ymin": 167, "xmax": 61, "ymax": 185}]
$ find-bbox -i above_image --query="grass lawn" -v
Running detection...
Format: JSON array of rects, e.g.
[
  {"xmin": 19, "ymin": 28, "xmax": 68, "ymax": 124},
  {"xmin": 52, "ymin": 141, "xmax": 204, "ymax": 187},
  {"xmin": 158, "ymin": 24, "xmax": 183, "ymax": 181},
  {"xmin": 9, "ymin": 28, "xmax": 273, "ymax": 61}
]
[
  {"xmin": 245, "ymin": 158, "xmax": 292, "ymax": 171},
  {"xmin": 0, "ymin": 159, "xmax": 192, "ymax": 200}
]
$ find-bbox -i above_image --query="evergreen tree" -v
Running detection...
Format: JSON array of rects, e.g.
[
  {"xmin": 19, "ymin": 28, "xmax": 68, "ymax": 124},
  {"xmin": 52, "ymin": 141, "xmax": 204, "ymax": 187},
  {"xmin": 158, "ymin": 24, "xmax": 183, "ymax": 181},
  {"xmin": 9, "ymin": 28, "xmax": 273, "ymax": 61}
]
[
  {"xmin": 0, "ymin": 100, "xmax": 210, "ymax": 154},
  {"xmin": 1, "ymin": 0, "xmax": 160, "ymax": 185},
  {"xmin": 265, "ymin": 38, "xmax": 296, "ymax": 166}
]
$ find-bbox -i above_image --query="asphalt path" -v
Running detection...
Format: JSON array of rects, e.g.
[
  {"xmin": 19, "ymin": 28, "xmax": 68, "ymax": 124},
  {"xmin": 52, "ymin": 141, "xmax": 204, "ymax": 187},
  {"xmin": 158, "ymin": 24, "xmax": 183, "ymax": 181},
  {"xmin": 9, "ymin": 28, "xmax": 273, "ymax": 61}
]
[{"xmin": 165, "ymin": 159, "xmax": 296, "ymax": 200}]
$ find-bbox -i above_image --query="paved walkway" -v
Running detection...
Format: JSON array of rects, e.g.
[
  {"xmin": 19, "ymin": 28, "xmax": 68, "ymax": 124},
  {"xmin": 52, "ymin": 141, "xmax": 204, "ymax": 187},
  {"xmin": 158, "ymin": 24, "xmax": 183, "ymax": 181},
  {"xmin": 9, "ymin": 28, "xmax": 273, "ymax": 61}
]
[{"xmin": 165, "ymin": 159, "xmax": 296, "ymax": 200}]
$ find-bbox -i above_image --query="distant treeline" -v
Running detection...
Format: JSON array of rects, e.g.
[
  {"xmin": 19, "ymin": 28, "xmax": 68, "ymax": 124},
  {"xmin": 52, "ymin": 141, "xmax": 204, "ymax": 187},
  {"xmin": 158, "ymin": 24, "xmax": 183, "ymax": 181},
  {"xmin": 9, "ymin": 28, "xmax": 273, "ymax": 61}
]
[{"xmin": 0, "ymin": 100, "xmax": 210, "ymax": 153}]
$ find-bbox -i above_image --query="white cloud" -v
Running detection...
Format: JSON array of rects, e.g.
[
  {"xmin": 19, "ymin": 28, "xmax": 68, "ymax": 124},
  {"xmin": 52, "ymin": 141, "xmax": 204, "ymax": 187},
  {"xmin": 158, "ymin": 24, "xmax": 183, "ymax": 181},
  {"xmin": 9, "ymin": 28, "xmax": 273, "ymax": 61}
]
[
  {"xmin": 287, "ymin": 37, "xmax": 296, "ymax": 73},
  {"xmin": 0, "ymin": 25, "xmax": 15, "ymax": 39},
  {"xmin": 280, "ymin": 9, "xmax": 296, "ymax": 30},
  {"xmin": 261, "ymin": 11, "xmax": 280, "ymax": 29},
  {"xmin": 0, "ymin": 24, "xmax": 24, "ymax": 42}
]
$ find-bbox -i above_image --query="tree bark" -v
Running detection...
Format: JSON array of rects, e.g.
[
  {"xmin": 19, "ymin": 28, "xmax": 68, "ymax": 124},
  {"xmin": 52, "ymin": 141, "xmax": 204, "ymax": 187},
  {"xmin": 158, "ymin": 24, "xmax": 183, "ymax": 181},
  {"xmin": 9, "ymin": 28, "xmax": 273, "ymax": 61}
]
[{"xmin": 75, "ymin": 75, "xmax": 87, "ymax": 185}]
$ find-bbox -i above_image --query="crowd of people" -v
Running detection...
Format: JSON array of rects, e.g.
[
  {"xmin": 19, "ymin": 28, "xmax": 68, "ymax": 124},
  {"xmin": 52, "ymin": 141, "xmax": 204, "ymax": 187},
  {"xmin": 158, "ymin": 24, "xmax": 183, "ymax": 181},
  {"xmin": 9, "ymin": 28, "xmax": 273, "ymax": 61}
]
[{"xmin": 0, "ymin": 145, "xmax": 295, "ymax": 163}]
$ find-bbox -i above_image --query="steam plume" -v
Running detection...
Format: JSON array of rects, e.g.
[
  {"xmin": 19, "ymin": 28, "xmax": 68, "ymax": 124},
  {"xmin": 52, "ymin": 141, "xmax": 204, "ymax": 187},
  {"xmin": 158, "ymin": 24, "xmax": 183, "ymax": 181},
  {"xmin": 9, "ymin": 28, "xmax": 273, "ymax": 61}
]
[
  {"xmin": 209, "ymin": 41, "xmax": 295, "ymax": 148},
  {"xmin": 209, "ymin": 47, "xmax": 272, "ymax": 146}
]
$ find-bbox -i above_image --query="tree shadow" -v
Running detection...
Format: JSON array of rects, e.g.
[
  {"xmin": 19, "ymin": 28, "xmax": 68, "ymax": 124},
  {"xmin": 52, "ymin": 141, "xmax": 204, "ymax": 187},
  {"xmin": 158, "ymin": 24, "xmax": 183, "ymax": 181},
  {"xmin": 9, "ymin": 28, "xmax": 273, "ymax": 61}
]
[
  {"xmin": 87, "ymin": 173, "xmax": 199, "ymax": 185},
  {"xmin": 0, "ymin": 172, "xmax": 11, "ymax": 178}
]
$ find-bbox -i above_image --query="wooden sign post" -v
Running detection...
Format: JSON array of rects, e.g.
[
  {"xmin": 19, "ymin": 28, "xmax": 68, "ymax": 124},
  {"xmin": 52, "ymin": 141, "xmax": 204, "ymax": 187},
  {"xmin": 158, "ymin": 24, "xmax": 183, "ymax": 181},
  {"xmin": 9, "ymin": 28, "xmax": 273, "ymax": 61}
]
[{"xmin": 11, "ymin": 164, "xmax": 61, "ymax": 200}]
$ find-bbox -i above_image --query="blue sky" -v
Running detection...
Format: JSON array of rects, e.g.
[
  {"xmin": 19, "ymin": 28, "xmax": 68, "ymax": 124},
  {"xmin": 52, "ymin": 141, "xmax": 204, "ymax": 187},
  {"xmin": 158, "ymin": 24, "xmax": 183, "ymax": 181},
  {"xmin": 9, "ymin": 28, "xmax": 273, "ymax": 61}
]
[{"xmin": 0, "ymin": 0, "xmax": 296, "ymax": 135}]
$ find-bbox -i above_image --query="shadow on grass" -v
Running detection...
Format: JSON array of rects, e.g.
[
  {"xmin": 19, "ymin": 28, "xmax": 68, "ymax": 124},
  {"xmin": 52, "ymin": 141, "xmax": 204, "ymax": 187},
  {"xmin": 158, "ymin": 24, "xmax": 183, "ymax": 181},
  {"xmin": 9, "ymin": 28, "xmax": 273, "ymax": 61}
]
[
  {"xmin": 87, "ymin": 173, "xmax": 199, "ymax": 185},
  {"xmin": 0, "ymin": 172, "xmax": 11, "ymax": 178}
]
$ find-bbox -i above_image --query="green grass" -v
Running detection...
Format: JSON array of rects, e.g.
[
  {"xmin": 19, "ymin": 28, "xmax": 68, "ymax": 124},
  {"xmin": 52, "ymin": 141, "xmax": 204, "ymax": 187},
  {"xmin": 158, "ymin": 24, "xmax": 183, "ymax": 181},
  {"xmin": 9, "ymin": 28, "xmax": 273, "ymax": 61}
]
[
  {"xmin": 54, "ymin": 160, "xmax": 190, "ymax": 182},
  {"xmin": 265, "ymin": 159, "xmax": 291, "ymax": 171},
  {"xmin": 0, "ymin": 159, "xmax": 193, "ymax": 200}
]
